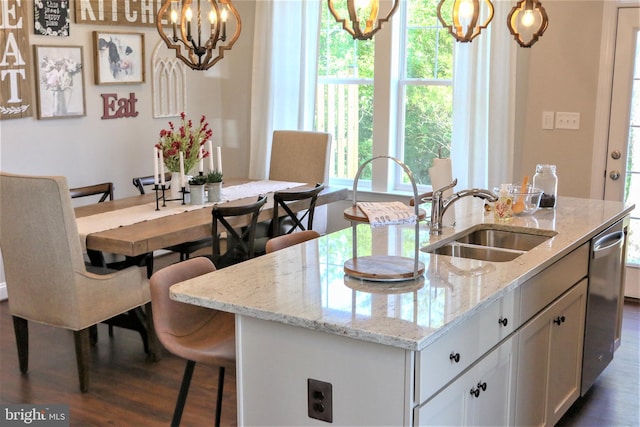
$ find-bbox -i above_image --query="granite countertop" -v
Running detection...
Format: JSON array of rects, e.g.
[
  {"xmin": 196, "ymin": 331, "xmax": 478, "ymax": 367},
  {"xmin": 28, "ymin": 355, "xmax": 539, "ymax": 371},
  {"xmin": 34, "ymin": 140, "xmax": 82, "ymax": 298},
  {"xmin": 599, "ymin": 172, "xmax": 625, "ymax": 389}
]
[{"xmin": 170, "ymin": 196, "xmax": 634, "ymax": 351}]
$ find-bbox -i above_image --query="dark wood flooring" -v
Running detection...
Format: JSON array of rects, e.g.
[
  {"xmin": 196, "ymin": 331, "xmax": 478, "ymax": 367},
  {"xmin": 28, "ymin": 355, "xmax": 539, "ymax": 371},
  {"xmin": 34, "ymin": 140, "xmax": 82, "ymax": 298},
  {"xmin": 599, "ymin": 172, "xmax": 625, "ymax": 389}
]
[{"xmin": 1, "ymin": 295, "xmax": 638, "ymax": 426}]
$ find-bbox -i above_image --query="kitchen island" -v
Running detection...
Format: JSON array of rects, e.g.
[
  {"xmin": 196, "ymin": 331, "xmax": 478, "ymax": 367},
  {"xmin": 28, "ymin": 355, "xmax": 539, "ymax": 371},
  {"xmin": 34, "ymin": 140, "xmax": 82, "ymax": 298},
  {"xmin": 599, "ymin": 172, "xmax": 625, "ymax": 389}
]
[{"xmin": 171, "ymin": 196, "xmax": 634, "ymax": 426}]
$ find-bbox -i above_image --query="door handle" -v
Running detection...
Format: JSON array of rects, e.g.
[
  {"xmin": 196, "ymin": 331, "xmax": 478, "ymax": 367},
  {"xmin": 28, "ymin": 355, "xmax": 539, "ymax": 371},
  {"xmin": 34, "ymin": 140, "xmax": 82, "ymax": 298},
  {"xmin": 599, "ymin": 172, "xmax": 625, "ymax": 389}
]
[{"xmin": 609, "ymin": 170, "xmax": 621, "ymax": 180}]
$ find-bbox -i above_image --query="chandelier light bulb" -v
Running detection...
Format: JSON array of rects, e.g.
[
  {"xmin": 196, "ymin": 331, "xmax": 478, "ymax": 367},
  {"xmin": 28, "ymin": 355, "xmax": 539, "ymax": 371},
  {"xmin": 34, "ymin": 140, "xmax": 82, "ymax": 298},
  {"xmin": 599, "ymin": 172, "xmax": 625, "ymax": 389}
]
[
  {"xmin": 185, "ymin": 7, "xmax": 193, "ymax": 22},
  {"xmin": 458, "ymin": 0, "xmax": 474, "ymax": 21},
  {"xmin": 521, "ymin": 9, "xmax": 535, "ymax": 27}
]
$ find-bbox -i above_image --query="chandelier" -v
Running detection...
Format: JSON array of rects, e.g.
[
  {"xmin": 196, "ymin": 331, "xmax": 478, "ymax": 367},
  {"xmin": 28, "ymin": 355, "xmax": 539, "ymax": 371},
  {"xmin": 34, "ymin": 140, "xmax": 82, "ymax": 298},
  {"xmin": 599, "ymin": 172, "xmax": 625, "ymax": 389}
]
[
  {"xmin": 436, "ymin": 0, "xmax": 494, "ymax": 43},
  {"xmin": 506, "ymin": 0, "xmax": 549, "ymax": 47},
  {"xmin": 156, "ymin": 0, "xmax": 241, "ymax": 71},
  {"xmin": 327, "ymin": 0, "xmax": 400, "ymax": 40}
]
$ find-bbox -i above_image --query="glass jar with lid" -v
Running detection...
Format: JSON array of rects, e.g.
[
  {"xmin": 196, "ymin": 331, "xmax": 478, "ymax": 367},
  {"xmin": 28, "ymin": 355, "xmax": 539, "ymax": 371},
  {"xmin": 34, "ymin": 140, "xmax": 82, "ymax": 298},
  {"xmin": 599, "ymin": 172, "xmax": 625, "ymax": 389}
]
[{"xmin": 533, "ymin": 164, "xmax": 558, "ymax": 208}]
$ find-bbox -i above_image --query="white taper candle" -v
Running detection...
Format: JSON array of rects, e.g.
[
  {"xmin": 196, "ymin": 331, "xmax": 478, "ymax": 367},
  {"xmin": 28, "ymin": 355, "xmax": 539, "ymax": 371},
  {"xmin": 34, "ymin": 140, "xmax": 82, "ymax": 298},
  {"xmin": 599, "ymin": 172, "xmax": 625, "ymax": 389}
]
[
  {"xmin": 207, "ymin": 140, "xmax": 214, "ymax": 171},
  {"xmin": 160, "ymin": 150, "xmax": 165, "ymax": 185},
  {"xmin": 153, "ymin": 147, "xmax": 159, "ymax": 185},
  {"xmin": 216, "ymin": 146, "xmax": 222, "ymax": 173},
  {"xmin": 179, "ymin": 151, "xmax": 185, "ymax": 187}
]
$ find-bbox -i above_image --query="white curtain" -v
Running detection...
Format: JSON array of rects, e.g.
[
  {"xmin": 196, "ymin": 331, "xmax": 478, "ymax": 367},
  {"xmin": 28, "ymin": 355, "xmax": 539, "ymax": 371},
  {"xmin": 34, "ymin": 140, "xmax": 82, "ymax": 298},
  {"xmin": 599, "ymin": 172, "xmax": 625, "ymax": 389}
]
[
  {"xmin": 248, "ymin": 0, "xmax": 322, "ymax": 179},
  {"xmin": 451, "ymin": 1, "xmax": 517, "ymax": 189}
]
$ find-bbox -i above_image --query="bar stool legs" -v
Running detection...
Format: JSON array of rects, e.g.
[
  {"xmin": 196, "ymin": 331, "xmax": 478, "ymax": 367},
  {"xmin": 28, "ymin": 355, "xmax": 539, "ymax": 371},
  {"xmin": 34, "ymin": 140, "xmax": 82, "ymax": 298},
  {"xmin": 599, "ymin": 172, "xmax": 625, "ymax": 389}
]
[{"xmin": 171, "ymin": 361, "xmax": 226, "ymax": 427}]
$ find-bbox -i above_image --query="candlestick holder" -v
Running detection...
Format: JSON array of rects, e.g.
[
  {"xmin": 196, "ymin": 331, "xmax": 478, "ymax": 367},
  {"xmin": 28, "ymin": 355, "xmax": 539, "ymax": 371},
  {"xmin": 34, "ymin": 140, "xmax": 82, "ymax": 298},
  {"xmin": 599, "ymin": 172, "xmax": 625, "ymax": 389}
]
[{"xmin": 153, "ymin": 183, "xmax": 189, "ymax": 208}]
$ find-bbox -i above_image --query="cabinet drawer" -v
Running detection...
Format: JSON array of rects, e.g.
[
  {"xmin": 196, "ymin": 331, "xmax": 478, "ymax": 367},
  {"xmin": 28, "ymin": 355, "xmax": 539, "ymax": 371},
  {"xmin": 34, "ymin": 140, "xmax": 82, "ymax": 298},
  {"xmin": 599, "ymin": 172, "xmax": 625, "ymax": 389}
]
[
  {"xmin": 519, "ymin": 242, "xmax": 589, "ymax": 324},
  {"xmin": 415, "ymin": 290, "xmax": 517, "ymax": 403}
]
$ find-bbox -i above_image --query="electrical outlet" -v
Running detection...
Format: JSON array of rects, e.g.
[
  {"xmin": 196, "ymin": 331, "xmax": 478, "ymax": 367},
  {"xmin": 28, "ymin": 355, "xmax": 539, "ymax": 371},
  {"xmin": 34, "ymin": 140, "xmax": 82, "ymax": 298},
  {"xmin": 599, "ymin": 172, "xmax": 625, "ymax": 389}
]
[
  {"xmin": 555, "ymin": 112, "xmax": 581, "ymax": 130},
  {"xmin": 308, "ymin": 378, "xmax": 333, "ymax": 423}
]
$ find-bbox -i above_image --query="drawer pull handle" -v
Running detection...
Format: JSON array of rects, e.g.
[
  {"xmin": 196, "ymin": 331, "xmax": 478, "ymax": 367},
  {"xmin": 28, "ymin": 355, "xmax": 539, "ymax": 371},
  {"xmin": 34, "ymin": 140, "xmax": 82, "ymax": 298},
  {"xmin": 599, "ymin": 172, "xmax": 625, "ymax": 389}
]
[
  {"xmin": 553, "ymin": 315, "xmax": 566, "ymax": 325},
  {"xmin": 498, "ymin": 317, "xmax": 508, "ymax": 327},
  {"xmin": 470, "ymin": 387, "xmax": 480, "ymax": 398},
  {"xmin": 477, "ymin": 381, "xmax": 487, "ymax": 392},
  {"xmin": 449, "ymin": 352, "xmax": 460, "ymax": 363}
]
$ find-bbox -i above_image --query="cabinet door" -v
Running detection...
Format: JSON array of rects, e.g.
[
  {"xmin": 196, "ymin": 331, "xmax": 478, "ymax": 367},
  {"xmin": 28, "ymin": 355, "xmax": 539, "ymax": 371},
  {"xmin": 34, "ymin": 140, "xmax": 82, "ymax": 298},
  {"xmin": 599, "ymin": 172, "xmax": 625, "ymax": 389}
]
[
  {"xmin": 515, "ymin": 279, "xmax": 587, "ymax": 427},
  {"xmin": 547, "ymin": 278, "xmax": 587, "ymax": 426},
  {"xmin": 415, "ymin": 336, "xmax": 516, "ymax": 426}
]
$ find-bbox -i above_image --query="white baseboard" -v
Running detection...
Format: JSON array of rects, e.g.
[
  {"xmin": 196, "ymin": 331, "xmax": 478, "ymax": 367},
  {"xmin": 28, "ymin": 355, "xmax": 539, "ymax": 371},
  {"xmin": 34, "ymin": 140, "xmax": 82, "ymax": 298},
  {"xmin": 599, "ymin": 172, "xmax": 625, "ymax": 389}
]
[{"xmin": 0, "ymin": 282, "xmax": 6, "ymax": 301}]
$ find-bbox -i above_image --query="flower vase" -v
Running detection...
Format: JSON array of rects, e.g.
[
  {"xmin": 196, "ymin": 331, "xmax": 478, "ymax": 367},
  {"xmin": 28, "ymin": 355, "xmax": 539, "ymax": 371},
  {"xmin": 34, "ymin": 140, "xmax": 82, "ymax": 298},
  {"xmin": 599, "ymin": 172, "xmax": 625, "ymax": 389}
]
[
  {"xmin": 207, "ymin": 182, "xmax": 222, "ymax": 202},
  {"xmin": 52, "ymin": 90, "xmax": 68, "ymax": 116},
  {"xmin": 190, "ymin": 184, "xmax": 206, "ymax": 205},
  {"xmin": 169, "ymin": 172, "xmax": 182, "ymax": 200}
]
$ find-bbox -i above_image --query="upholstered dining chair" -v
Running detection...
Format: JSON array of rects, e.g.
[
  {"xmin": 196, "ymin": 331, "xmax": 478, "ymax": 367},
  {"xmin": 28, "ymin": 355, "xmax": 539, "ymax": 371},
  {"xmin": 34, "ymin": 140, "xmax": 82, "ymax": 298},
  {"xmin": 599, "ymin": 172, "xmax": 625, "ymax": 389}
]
[
  {"xmin": 149, "ymin": 257, "xmax": 235, "ymax": 427},
  {"xmin": 211, "ymin": 195, "xmax": 267, "ymax": 269},
  {"xmin": 132, "ymin": 173, "xmax": 211, "ymax": 261},
  {"xmin": 268, "ymin": 130, "xmax": 332, "ymax": 184},
  {"xmin": 265, "ymin": 230, "xmax": 321, "ymax": 254},
  {"xmin": 0, "ymin": 172, "xmax": 153, "ymax": 392}
]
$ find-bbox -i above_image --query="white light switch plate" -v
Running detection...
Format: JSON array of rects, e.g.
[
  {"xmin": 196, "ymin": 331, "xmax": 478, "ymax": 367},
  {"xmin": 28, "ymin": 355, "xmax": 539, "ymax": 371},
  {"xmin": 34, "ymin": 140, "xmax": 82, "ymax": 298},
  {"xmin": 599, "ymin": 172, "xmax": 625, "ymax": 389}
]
[
  {"xmin": 555, "ymin": 112, "xmax": 580, "ymax": 130},
  {"xmin": 542, "ymin": 111, "xmax": 555, "ymax": 130}
]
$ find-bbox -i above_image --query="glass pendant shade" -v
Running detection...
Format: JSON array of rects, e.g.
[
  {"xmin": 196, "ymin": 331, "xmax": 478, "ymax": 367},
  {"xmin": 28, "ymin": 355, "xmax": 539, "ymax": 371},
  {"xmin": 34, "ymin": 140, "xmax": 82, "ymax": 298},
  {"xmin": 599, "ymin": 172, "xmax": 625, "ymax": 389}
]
[
  {"xmin": 157, "ymin": 0, "xmax": 241, "ymax": 70},
  {"xmin": 507, "ymin": 0, "xmax": 549, "ymax": 47},
  {"xmin": 437, "ymin": 0, "xmax": 495, "ymax": 43},
  {"xmin": 327, "ymin": 0, "xmax": 400, "ymax": 40}
]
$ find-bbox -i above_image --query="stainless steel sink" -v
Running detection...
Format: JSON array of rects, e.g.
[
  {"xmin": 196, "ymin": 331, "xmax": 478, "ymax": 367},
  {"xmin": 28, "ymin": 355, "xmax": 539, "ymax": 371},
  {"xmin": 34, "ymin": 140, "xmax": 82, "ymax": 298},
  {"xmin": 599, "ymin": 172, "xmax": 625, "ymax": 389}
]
[
  {"xmin": 422, "ymin": 225, "xmax": 556, "ymax": 262},
  {"xmin": 455, "ymin": 228, "xmax": 552, "ymax": 251}
]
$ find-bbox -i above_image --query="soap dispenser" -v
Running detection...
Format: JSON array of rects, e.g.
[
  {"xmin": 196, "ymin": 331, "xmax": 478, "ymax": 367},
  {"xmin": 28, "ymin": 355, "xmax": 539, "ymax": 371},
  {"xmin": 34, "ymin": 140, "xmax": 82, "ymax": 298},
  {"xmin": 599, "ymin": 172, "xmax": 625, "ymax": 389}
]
[{"xmin": 494, "ymin": 184, "xmax": 513, "ymax": 221}]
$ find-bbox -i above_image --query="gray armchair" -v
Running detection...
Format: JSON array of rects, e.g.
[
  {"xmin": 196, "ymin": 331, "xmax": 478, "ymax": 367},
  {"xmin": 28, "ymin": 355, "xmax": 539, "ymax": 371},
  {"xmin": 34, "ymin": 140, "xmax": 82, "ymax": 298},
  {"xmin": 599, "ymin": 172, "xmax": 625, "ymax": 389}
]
[{"xmin": 0, "ymin": 172, "xmax": 154, "ymax": 392}]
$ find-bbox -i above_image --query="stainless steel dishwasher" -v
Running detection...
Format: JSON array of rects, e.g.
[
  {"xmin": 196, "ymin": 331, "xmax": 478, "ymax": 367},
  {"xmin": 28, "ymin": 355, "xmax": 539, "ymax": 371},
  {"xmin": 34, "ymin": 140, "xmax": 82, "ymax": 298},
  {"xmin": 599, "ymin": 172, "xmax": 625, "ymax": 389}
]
[{"xmin": 581, "ymin": 217, "xmax": 628, "ymax": 395}]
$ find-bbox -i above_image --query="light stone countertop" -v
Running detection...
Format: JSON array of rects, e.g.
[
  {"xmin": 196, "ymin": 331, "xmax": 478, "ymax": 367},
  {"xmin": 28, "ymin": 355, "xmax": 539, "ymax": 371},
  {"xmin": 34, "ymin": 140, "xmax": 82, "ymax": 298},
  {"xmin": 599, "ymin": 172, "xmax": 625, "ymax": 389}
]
[{"xmin": 170, "ymin": 196, "xmax": 634, "ymax": 351}]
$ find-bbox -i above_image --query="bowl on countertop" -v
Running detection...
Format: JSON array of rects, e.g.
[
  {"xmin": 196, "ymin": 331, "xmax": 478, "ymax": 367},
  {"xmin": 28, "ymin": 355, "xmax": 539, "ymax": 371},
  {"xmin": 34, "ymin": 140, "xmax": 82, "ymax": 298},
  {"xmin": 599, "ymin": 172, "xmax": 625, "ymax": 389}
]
[{"xmin": 493, "ymin": 184, "xmax": 543, "ymax": 216}]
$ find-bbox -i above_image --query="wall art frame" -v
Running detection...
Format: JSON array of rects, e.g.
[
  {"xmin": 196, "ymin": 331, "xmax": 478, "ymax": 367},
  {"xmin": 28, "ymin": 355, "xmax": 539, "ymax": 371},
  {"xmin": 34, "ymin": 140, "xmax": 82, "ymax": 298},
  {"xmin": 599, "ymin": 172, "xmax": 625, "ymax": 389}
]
[
  {"xmin": 33, "ymin": 45, "xmax": 86, "ymax": 119},
  {"xmin": 93, "ymin": 31, "xmax": 145, "ymax": 85}
]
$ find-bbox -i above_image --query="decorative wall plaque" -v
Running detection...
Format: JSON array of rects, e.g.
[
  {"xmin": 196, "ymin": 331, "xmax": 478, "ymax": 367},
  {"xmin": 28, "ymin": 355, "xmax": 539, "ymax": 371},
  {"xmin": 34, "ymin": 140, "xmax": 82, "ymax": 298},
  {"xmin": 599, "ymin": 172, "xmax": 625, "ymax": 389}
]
[
  {"xmin": 74, "ymin": 0, "xmax": 164, "ymax": 27},
  {"xmin": 0, "ymin": 0, "xmax": 33, "ymax": 120},
  {"xmin": 34, "ymin": 0, "xmax": 70, "ymax": 36}
]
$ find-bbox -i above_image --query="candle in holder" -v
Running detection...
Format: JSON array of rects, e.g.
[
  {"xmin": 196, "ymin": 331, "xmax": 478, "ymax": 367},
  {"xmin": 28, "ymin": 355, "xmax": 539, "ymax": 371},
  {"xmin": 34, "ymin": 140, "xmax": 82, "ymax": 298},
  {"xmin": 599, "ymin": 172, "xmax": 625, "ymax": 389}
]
[
  {"xmin": 179, "ymin": 151, "xmax": 185, "ymax": 187},
  {"xmin": 160, "ymin": 150, "xmax": 166, "ymax": 186},
  {"xmin": 216, "ymin": 146, "xmax": 222, "ymax": 173},
  {"xmin": 207, "ymin": 140, "xmax": 214, "ymax": 171},
  {"xmin": 154, "ymin": 147, "xmax": 159, "ymax": 185}
]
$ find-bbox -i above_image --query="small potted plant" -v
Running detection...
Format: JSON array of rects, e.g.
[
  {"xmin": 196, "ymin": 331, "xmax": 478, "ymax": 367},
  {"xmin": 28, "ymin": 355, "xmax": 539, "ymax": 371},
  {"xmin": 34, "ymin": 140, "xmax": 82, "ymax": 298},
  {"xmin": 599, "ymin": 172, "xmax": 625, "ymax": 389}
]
[
  {"xmin": 188, "ymin": 175, "xmax": 207, "ymax": 204},
  {"xmin": 206, "ymin": 171, "xmax": 223, "ymax": 202}
]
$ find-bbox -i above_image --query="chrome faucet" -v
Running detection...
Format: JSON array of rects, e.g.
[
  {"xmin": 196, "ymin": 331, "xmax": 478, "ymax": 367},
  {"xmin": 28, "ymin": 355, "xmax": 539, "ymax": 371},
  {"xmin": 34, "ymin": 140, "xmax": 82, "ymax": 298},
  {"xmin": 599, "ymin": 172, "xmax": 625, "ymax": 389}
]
[{"xmin": 424, "ymin": 179, "xmax": 498, "ymax": 234}]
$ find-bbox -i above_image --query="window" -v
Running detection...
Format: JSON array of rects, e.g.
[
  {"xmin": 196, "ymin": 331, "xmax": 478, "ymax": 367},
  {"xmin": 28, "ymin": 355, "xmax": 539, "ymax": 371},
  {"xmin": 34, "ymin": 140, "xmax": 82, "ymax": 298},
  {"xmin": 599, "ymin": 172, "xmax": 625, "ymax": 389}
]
[{"xmin": 316, "ymin": 0, "xmax": 454, "ymax": 191}]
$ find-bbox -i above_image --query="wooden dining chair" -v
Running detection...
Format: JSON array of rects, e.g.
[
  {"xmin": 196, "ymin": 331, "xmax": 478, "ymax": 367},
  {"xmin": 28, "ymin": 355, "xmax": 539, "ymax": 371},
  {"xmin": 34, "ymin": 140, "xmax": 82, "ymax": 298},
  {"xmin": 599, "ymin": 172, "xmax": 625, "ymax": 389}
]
[
  {"xmin": 149, "ymin": 257, "xmax": 235, "ymax": 427},
  {"xmin": 265, "ymin": 230, "xmax": 320, "ymax": 254},
  {"xmin": 0, "ymin": 172, "xmax": 153, "ymax": 392},
  {"xmin": 69, "ymin": 182, "xmax": 114, "ymax": 203},
  {"xmin": 69, "ymin": 182, "xmax": 114, "ymax": 267},
  {"xmin": 132, "ymin": 173, "xmax": 211, "ymax": 261},
  {"xmin": 211, "ymin": 195, "xmax": 267, "ymax": 269},
  {"xmin": 272, "ymin": 183, "xmax": 325, "ymax": 236}
]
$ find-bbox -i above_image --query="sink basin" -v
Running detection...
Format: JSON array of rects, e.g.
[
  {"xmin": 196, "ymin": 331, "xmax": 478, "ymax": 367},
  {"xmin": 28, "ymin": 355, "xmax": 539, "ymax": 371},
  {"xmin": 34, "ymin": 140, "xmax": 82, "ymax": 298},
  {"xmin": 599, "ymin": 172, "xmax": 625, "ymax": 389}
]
[
  {"xmin": 422, "ymin": 225, "xmax": 556, "ymax": 262},
  {"xmin": 429, "ymin": 243, "xmax": 523, "ymax": 262},
  {"xmin": 455, "ymin": 228, "xmax": 552, "ymax": 251}
]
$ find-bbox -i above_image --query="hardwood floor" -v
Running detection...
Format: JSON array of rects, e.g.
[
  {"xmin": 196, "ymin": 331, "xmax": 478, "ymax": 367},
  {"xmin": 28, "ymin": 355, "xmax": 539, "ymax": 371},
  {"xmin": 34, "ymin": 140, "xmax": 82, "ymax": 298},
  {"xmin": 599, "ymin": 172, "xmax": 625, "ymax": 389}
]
[
  {"xmin": 1, "ymin": 295, "xmax": 638, "ymax": 426},
  {"xmin": 557, "ymin": 298, "xmax": 640, "ymax": 427}
]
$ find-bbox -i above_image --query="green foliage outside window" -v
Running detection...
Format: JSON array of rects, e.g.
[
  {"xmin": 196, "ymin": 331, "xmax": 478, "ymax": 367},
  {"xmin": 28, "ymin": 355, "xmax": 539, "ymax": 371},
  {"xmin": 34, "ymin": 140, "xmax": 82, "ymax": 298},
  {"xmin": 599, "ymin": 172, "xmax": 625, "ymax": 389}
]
[{"xmin": 316, "ymin": 0, "xmax": 455, "ymax": 186}]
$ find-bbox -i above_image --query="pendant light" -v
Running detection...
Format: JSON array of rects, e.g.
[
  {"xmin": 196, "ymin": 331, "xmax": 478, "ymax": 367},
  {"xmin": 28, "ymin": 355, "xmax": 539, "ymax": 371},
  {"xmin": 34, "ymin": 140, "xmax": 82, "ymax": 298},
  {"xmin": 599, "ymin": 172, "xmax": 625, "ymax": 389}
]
[
  {"xmin": 436, "ymin": 0, "xmax": 495, "ymax": 43},
  {"xmin": 506, "ymin": 0, "xmax": 549, "ymax": 47},
  {"xmin": 156, "ymin": 0, "xmax": 241, "ymax": 71},
  {"xmin": 327, "ymin": 0, "xmax": 400, "ymax": 40}
]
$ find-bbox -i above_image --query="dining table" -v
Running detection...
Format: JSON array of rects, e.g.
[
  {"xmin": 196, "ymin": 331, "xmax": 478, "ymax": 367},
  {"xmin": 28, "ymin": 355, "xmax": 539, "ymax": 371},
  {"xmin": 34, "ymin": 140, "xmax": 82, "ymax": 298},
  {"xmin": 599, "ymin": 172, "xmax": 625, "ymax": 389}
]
[
  {"xmin": 73, "ymin": 178, "xmax": 347, "ymax": 361},
  {"xmin": 75, "ymin": 178, "xmax": 348, "ymax": 261}
]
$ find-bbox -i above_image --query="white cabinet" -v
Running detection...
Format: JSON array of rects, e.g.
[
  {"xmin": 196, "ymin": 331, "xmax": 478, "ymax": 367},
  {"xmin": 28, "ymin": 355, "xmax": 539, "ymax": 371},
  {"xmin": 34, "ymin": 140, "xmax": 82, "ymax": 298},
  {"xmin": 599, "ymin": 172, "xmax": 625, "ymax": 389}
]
[
  {"xmin": 415, "ymin": 334, "xmax": 518, "ymax": 426},
  {"xmin": 514, "ymin": 278, "xmax": 587, "ymax": 427}
]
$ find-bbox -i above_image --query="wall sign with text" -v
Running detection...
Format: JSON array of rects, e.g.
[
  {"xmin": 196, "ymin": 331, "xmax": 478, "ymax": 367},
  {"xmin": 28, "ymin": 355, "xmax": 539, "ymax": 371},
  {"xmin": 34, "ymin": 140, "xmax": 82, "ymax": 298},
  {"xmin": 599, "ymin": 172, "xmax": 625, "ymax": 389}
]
[
  {"xmin": 75, "ymin": 0, "xmax": 166, "ymax": 27},
  {"xmin": 0, "ymin": 0, "xmax": 33, "ymax": 120},
  {"xmin": 34, "ymin": 0, "xmax": 70, "ymax": 36}
]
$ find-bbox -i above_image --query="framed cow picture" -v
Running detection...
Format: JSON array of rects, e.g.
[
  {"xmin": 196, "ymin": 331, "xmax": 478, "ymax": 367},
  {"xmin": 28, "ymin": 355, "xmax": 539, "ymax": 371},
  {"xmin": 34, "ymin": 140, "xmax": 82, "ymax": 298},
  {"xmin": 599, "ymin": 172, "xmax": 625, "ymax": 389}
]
[{"xmin": 93, "ymin": 31, "xmax": 145, "ymax": 85}]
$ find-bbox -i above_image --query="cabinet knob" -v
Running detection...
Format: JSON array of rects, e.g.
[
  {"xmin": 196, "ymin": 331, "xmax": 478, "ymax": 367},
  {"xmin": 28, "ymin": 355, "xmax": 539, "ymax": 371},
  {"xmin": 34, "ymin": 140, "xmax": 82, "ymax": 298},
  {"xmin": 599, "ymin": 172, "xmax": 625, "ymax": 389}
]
[
  {"xmin": 470, "ymin": 387, "xmax": 480, "ymax": 398},
  {"xmin": 498, "ymin": 317, "xmax": 508, "ymax": 327},
  {"xmin": 553, "ymin": 315, "xmax": 566, "ymax": 325},
  {"xmin": 477, "ymin": 381, "xmax": 487, "ymax": 392},
  {"xmin": 449, "ymin": 352, "xmax": 461, "ymax": 363}
]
